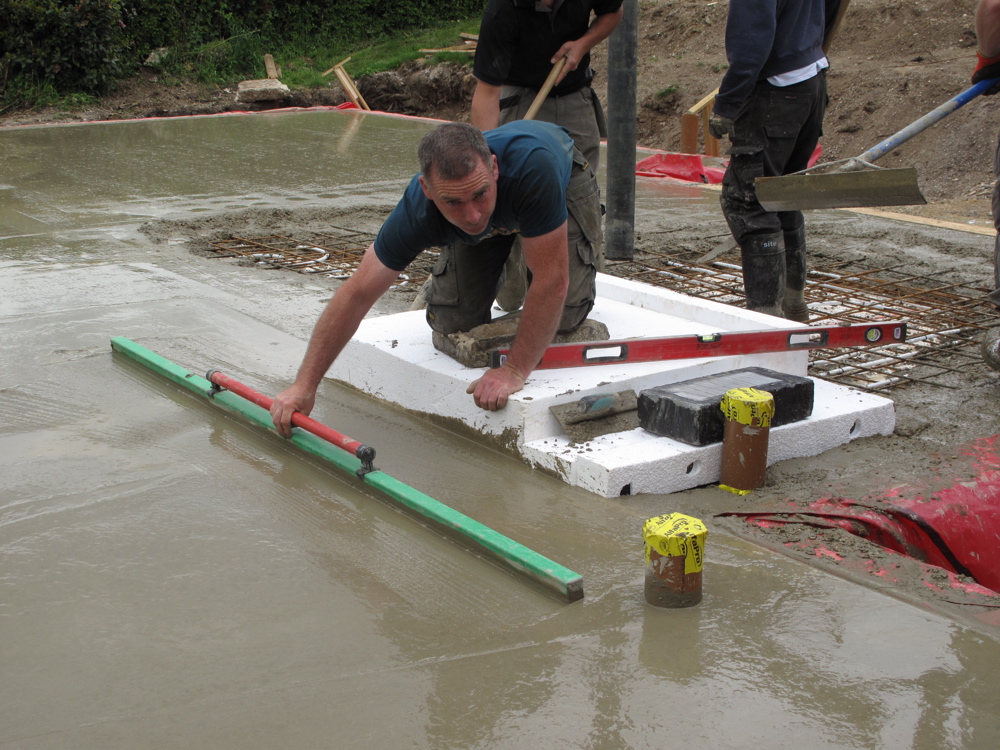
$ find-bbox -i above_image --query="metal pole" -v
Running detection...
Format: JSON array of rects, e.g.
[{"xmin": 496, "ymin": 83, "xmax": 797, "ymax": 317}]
[{"xmin": 605, "ymin": 0, "xmax": 637, "ymax": 260}]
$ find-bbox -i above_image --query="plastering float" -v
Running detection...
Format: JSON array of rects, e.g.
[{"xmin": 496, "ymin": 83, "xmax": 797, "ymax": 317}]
[{"xmin": 110, "ymin": 336, "xmax": 584, "ymax": 603}]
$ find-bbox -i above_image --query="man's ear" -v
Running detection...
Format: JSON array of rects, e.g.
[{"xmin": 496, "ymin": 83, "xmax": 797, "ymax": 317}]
[
  {"xmin": 490, "ymin": 154, "xmax": 499, "ymax": 179},
  {"xmin": 418, "ymin": 174, "xmax": 434, "ymax": 201}
]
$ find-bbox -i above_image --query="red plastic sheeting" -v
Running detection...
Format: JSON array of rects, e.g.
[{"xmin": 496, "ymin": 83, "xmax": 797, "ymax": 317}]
[
  {"xmin": 723, "ymin": 435, "xmax": 1000, "ymax": 594},
  {"xmin": 635, "ymin": 144, "xmax": 823, "ymax": 184},
  {"xmin": 636, "ymin": 153, "xmax": 727, "ymax": 183}
]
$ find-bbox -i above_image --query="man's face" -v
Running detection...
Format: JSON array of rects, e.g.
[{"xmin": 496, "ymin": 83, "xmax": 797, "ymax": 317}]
[{"xmin": 419, "ymin": 154, "xmax": 499, "ymax": 236}]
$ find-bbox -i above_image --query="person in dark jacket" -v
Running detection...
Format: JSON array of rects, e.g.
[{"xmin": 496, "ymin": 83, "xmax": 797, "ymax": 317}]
[
  {"xmin": 973, "ymin": 0, "xmax": 1000, "ymax": 368},
  {"xmin": 709, "ymin": 0, "xmax": 843, "ymax": 321}
]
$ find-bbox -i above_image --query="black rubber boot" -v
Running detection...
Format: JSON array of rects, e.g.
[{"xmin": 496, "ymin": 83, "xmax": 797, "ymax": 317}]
[
  {"xmin": 782, "ymin": 224, "xmax": 809, "ymax": 322},
  {"xmin": 740, "ymin": 232, "xmax": 785, "ymax": 317},
  {"xmin": 982, "ymin": 327, "xmax": 1000, "ymax": 371}
]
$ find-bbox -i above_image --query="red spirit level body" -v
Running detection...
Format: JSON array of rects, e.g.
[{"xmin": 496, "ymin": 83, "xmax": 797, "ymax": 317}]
[{"xmin": 489, "ymin": 322, "xmax": 907, "ymax": 371}]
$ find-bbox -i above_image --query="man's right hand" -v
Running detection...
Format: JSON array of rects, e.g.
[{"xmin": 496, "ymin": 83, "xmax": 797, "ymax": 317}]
[
  {"xmin": 269, "ymin": 383, "xmax": 317, "ymax": 438},
  {"xmin": 972, "ymin": 50, "xmax": 1000, "ymax": 94},
  {"xmin": 466, "ymin": 363, "xmax": 526, "ymax": 412},
  {"xmin": 708, "ymin": 113, "xmax": 734, "ymax": 139}
]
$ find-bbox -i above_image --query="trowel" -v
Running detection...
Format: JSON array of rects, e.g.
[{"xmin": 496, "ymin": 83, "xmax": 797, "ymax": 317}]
[
  {"xmin": 550, "ymin": 390, "xmax": 638, "ymax": 439},
  {"xmin": 755, "ymin": 77, "xmax": 1000, "ymax": 212}
]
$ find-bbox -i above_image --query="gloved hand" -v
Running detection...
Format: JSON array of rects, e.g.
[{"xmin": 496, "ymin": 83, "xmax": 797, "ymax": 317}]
[
  {"xmin": 972, "ymin": 50, "xmax": 1000, "ymax": 95},
  {"xmin": 708, "ymin": 113, "xmax": 734, "ymax": 140}
]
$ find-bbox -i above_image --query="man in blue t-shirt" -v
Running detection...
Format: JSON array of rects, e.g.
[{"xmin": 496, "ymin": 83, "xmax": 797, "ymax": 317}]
[{"xmin": 270, "ymin": 120, "xmax": 601, "ymax": 433}]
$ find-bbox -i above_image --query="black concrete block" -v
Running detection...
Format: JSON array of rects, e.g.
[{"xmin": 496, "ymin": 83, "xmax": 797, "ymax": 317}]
[{"xmin": 638, "ymin": 367, "xmax": 814, "ymax": 445}]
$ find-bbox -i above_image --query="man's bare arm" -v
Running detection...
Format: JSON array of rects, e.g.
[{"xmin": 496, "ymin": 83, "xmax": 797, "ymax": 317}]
[
  {"xmin": 978, "ymin": 0, "xmax": 1000, "ymax": 57},
  {"xmin": 270, "ymin": 244, "xmax": 400, "ymax": 436},
  {"xmin": 470, "ymin": 80, "xmax": 503, "ymax": 131},
  {"xmin": 552, "ymin": 8, "xmax": 624, "ymax": 84},
  {"xmin": 467, "ymin": 222, "xmax": 570, "ymax": 410}
]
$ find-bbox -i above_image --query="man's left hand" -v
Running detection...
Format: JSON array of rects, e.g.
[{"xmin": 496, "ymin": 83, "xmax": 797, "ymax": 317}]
[
  {"xmin": 466, "ymin": 363, "xmax": 526, "ymax": 411},
  {"xmin": 708, "ymin": 114, "xmax": 734, "ymax": 139}
]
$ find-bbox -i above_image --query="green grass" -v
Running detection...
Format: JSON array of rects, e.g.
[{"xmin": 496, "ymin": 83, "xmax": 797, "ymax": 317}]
[
  {"xmin": 269, "ymin": 19, "xmax": 478, "ymax": 89},
  {"xmin": 0, "ymin": 79, "xmax": 99, "ymax": 114}
]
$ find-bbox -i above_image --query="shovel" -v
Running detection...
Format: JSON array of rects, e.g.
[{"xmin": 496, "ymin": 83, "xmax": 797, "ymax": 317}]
[
  {"xmin": 524, "ymin": 56, "xmax": 568, "ymax": 121},
  {"xmin": 755, "ymin": 77, "xmax": 1000, "ymax": 212}
]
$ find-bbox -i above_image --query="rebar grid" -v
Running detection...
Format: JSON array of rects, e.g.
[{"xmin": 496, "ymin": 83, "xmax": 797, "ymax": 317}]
[
  {"xmin": 209, "ymin": 227, "xmax": 436, "ymax": 294},
  {"xmin": 208, "ymin": 231, "xmax": 995, "ymax": 392},
  {"xmin": 610, "ymin": 247, "xmax": 996, "ymax": 391}
]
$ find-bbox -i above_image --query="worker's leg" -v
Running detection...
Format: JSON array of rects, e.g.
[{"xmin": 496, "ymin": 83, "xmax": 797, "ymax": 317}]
[
  {"xmin": 991, "ymin": 129, "xmax": 1000, "ymax": 306},
  {"xmin": 721, "ymin": 76, "xmax": 825, "ymax": 317},
  {"xmin": 981, "ymin": 131, "xmax": 1000, "ymax": 370},
  {"xmin": 425, "ymin": 234, "xmax": 516, "ymax": 335},
  {"xmin": 496, "ymin": 87, "xmax": 603, "ymax": 313},
  {"xmin": 559, "ymin": 150, "xmax": 601, "ymax": 332},
  {"xmin": 775, "ymin": 72, "xmax": 827, "ymax": 321}
]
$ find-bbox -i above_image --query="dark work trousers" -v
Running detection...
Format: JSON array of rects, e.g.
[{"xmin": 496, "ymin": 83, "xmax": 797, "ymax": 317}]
[
  {"xmin": 990, "ymin": 130, "xmax": 1000, "ymax": 307},
  {"xmin": 424, "ymin": 149, "xmax": 602, "ymax": 335},
  {"xmin": 720, "ymin": 71, "xmax": 828, "ymax": 244}
]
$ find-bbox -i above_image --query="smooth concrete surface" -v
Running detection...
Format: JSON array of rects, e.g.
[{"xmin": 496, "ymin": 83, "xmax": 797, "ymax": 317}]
[
  {"xmin": 3, "ymin": 109, "xmax": 1000, "ymax": 749},
  {"xmin": 336, "ymin": 274, "xmax": 894, "ymax": 497}
]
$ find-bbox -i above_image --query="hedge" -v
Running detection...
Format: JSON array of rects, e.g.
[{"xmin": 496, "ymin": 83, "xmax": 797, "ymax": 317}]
[{"xmin": 1, "ymin": 0, "xmax": 486, "ymax": 97}]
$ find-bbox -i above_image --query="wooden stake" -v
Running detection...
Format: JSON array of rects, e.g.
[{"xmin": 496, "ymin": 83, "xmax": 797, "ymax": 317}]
[{"xmin": 264, "ymin": 54, "xmax": 279, "ymax": 79}]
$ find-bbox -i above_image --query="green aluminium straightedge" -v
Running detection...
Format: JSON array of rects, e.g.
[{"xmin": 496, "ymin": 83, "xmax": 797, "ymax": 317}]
[{"xmin": 110, "ymin": 336, "xmax": 584, "ymax": 602}]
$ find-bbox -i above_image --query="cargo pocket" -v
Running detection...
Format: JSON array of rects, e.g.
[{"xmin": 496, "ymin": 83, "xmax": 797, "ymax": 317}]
[
  {"xmin": 723, "ymin": 145, "xmax": 765, "ymax": 204},
  {"xmin": 424, "ymin": 248, "xmax": 460, "ymax": 306},
  {"xmin": 764, "ymin": 90, "xmax": 813, "ymax": 139},
  {"xmin": 565, "ymin": 162, "xmax": 603, "ymax": 249}
]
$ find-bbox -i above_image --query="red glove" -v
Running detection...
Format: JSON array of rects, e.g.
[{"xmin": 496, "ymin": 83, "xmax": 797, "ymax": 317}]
[{"xmin": 972, "ymin": 50, "xmax": 1000, "ymax": 94}]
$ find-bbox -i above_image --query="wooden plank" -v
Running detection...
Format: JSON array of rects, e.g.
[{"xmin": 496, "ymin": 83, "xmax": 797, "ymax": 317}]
[
  {"xmin": 322, "ymin": 56, "xmax": 352, "ymax": 77},
  {"xmin": 419, "ymin": 45, "xmax": 476, "ymax": 53},
  {"xmin": 686, "ymin": 87, "xmax": 719, "ymax": 116},
  {"xmin": 702, "ymin": 108, "xmax": 720, "ymax": 157},
  {"xmin": 460, "ymin": 32, "xmax": 479, "ymax": 41},
  {"xmin": 333, "ymin": 65, "xmax": 371, "ymax": 111},
  {"xmin": 264, "ymin": 53, "xmax": 279, "ymax": 79},
  {"xmin": 845, "ymin": 207, "xmax": 996, "ymax": 236},
  {"xmin": 333, "ymin": 66, "xmax": 361, "ymax": 108},
  {"xmin": 680, "ymin": 112, "xmax": 699, "ymax": 155}
]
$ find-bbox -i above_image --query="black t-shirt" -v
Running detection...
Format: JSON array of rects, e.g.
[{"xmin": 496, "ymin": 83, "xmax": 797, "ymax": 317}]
[{"xmin": 473, "ymin": 0, "xmax": 623, "ymax": 97}]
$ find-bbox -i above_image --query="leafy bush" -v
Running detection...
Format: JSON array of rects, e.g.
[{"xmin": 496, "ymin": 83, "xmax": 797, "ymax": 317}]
[
  {"xmin": 1, "ymin": 0, "xmax": 130, "ymax": 97},
  {"xmin": 1, "ymin": 0, "xmax": 486, "ymax": 107}
]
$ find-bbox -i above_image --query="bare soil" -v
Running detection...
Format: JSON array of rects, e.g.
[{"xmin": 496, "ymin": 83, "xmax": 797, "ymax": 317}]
[{"xmin": 2, "ymin": 0, "xmax": 996, "ymax": 223}]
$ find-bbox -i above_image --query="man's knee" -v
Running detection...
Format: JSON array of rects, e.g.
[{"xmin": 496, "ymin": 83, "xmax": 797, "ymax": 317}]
[
  {"xmin": 558, "ymin": 299, "xmax": 594, "ymax": 333},
  {"xmin": 425, "ymin": 304, "xmax": 491, "ymax": 335}
]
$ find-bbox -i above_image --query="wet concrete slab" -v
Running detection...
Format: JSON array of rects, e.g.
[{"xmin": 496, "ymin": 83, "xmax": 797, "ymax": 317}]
[{"xmin": 3, "ymin": 110, "xmax": 1000, "ymax": 748}]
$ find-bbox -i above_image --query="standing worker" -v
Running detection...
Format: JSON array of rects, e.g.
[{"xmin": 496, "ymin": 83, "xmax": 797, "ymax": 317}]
[
  {"xmin": 470, "ymin": 0, "xmax": 623, "ymax": 310},
  {"xmin": 974, "ymin": 0, "xmax": 1000, "ymax": 368},
  {"xmin": 709, "ymin": 0, "xmax": 844, "ymax": 321},
  {"xmin": 269, "ymin": 120, "xmax": 602, "ymax": 433}
]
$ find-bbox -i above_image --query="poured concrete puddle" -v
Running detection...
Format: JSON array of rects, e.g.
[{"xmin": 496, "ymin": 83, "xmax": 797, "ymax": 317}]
[{"xmin": 3, "ymin": 110, "xmax": 1000, "ymax": 748}]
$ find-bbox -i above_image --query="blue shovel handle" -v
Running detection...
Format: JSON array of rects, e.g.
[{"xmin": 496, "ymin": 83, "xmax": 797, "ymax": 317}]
[{"xmin": 860, "ymin": 78, "xmax": 1000, "ymax": 164}]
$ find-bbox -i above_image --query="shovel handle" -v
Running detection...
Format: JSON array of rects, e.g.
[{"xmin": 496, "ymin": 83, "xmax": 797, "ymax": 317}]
[
  {"xmin": 524, "ymin": 57, "xmax": 568, "ymax": 121},
  {"xmin": 860, "ymin": 78, "xmax": 1000, "ymax": 164}
]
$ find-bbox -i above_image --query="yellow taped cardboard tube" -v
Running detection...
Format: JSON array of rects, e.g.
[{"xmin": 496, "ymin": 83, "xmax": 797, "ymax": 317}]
[
  {"xmin": 642, "ymin": 513, "xmax": 707, "ymax": 608},
  {"xmin": 719, "ymin": 387, "xmax": 774, "ymax": 493}
]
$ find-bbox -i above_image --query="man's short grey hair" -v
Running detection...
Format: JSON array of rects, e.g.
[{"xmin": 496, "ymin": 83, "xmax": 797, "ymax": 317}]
[{"xmin": 418, "ymin": 122, "xmax": 493, "ymax": 180}]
